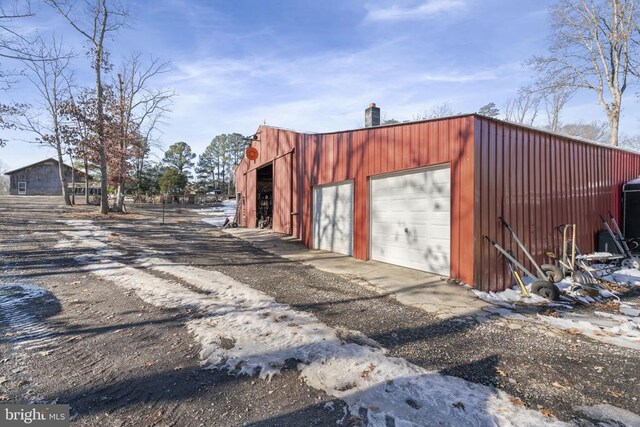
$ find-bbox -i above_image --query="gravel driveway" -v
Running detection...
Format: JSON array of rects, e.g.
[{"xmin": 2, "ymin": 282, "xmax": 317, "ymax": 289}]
[{"xmin": 1, "ymin": 196, "xmax": 639, "ymax": 426}]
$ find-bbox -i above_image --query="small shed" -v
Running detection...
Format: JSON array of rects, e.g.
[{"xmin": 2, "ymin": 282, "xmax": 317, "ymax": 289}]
[
  {"xmin": 4, "ymin": 158, "xmax": 91, "ymax": 196},
  {"xmin": 235, "ymin": 106, "xmax": 640, "ymax": 292}
]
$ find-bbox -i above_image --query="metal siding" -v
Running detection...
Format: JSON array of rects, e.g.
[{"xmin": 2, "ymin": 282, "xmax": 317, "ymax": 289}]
[
  {"xmin": 245, "ymin": 169, "xmax": 257, "ymax": 227},
  {"xmin": 234, "ymin": 126, "xmax": 299, "ymax": 229},
  {"xmin": 474, "ymin": 117, "xmax": 640, "ymax": 292},
  {"xmin": 273, "ymin": 153, "xmax": 292, "ymax": 233},
  {"xmin": 295, "ymin": 117, "xmax": 476, "ymax": 284},
  {"xmin": 5, "ymin": 162, "xmax": 87, "ymax": 196},
  {"xmin": 292, "ymin": 137, "xmax": 300, "ymax": 237}
]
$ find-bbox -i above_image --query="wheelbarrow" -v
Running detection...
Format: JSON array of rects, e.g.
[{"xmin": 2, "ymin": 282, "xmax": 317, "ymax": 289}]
[
  {"xmin": 547, "ymin": 224, "xmax": 601, "ymax": 297},
  {"xmin": 498, "ymin": 217, "xmax": 564, "ymax": 282},
  {"xmin": 484, "ymin": 235, "xmax": 561, "ymax": 300}
]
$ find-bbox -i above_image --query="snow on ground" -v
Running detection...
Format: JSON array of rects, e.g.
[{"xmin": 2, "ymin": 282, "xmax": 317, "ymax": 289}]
[
  {"xmin": 0, "ymin": 240, "xmax": 58, "ymax": 351},
  {"xmin": 472, "ymin": 277, "xmax": 576, "ymax": 309},
  {"xmin": 194, "ymin": 200, "xmax": 237, "ymax": 227},
  {"xmin": 0, "ymin": 282, "xmax": 57, "ymax": 350},
  {"xmin": 576, "ymin": 403, "xmax": 640, "ymax": 426},
  {"xmin": 536, "ymin": 312, "xmax": 640, "ymax": 351},
  {"xmin": 602, "ymin": 268, "xmax": 640, "ymax": 287},
  {"xmin": 56, "ymin": 219, "xmax": 568, "ymax": 426},
  {"xmin": 481, "ymin": 297, "xmax": 640, "ymax": 351},
  {"xmin": 472, "ymin": 264, "xmax": 640, "ymax": 351},
  {"xmin": 473, "ymin": 288, "xmax": 557, "ymax": 308}
]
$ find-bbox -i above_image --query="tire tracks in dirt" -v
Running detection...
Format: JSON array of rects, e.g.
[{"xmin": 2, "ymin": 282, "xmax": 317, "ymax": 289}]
[{"xmin": 1, "ymin": 213, "xmax": 344, "ymax": 427}]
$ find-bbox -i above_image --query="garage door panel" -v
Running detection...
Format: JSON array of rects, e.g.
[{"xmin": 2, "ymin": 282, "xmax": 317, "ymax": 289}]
[
  {"xmin": 313, "ymin": 182, "xmax": 353, "ymax": 256},
  {"xmin": 371, "ymin": 166, "xmax": 451, "ymax": 276}
]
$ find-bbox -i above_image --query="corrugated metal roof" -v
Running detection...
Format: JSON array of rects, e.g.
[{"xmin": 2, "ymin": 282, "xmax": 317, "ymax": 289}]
[
  {"xmin": 262, "ymin": 113, "xmax": 640, "ymax": 156},
  {"xmin": 4, "ymin": 158, "xmax": 91, "ymax": 178}
]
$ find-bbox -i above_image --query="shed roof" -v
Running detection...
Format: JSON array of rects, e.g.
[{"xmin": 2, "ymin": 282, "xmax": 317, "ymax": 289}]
[{"xmin": 4, "ymin": 158, "xmax": 91, "ymax": 178}]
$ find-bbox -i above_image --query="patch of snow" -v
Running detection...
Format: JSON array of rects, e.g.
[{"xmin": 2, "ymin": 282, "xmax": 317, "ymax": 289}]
[
  {"xmin": 470, "ymin": 275, "xmax": 640, "ymax": 351},
  {"xmin": 594, "ymin": 311, "xmax": 640, "ymax": 327},
  {"xmin": 472, "ymin": 288, "xmax": 550, "ymax": 309},
  {"xmin": 0, "ymin": 282, "xmax": 57, "ymax": 349},
  {"xmin": 472, "ymin": 278, "xmax": 575, "ymax": 309},
  {"xmin": 143, "ymin": 259, "xmax": 569, "ymax": 427},
  {"xmin": 334, "ymin": 327, "xmax": 387, "ymax": 352},
  {"xmin": 576, "ymin": 403, "xmax": 640, "ymax": 427},
  {"xmin": 605, "ymin": 268, "xmax": 640, "ymax": 286},
  {"xmin": 194, "ymin": 201, "xmax": 237, "ymax": 227},
  {"xmin": 619, "ymin": 306, "xmax": 640, "ymax": 317},
  {"xmin": 58, "ymin": 220, "xmax": 569, "ymax": 426},
  {"xmin": 536, "ymin": 313, "xmax": 640, "ymax": 350},
  {"xmin": 482, "ymin": 307, "xmax": 528, "ymax": 321}
]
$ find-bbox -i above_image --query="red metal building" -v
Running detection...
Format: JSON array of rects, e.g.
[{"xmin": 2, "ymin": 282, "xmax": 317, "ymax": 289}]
[{"xmin": 235, "ymin": 110, "xmax": 640, "ymax": 292}]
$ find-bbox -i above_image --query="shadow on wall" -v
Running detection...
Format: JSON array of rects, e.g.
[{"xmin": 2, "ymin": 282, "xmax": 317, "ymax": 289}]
[
  {"xmin": 313, "ymin": 182, "xmax": 353, "ymax": 255},
  {"xmin": 369, "ymin": 165, "xmax": 451, "ymax": 275}
]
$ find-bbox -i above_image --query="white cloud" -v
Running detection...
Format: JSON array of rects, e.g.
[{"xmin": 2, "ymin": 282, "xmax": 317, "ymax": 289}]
[
  {"xmin": 418, "ymin": 70, "xmax": 496, "ymax": 83},
  {"xmin": 365, "ymin": 0, "xmax": 466, "ymax": 22},
  {"xmin": 417, "ymin": 62, "xmax": 527, "ymax": 83},
  {"xmin": 154, "ymin": 42, "xmax": 537, "ymax": 158}
]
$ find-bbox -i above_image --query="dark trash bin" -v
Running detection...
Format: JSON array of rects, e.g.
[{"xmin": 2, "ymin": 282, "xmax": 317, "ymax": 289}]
[{"xmin": 623, "ymin": 178, "xmax": 640, "ymax": 239}]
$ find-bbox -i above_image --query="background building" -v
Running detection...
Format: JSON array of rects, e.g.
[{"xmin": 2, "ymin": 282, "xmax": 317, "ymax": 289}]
[{"xmin": 4, "ymin": 158, "xmax": 91, "ymax": 196}]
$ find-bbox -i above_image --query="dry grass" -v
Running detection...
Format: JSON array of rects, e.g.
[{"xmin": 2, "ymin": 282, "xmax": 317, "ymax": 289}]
[
  {"xmin": 599, "ymin": 281, "xmax": 630, "ymax": 293},
  {"xmin": 590, "ymin": 300, "xmax": 620, "ymax": 311},
  {"xmin": 67, "ymin": 211, "xmax": 148, "ymax": 220}
]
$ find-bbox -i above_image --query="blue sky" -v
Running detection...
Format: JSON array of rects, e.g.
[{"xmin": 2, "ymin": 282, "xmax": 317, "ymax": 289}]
[{"xmin": 2, "ymin": 0, "xmax": 639, "ymax": 171}]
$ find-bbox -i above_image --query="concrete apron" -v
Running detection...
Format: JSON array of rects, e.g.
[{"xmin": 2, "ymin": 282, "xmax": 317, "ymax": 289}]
[{"xmin": 223, "ymin": 228, "xmax": 489, "ymax": 320}]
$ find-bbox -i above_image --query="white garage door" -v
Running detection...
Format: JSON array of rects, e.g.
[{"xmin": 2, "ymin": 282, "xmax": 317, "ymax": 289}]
[
  {"xmin": 370, "ymin": 166, "xmax": 451, "ymax": 275},
  {"xmin": 313, "ymin": 181, "xmax": 353, "ymax": 256}
]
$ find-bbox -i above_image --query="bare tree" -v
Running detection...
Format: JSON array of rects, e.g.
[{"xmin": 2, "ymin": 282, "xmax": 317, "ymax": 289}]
[
  {"xmin": 0, "ymin": 159, "xmax": 9, "ymax": 194},
  {"xmin": 60, "ymin": 88, "xmax": 101, "ymax": 204},
  {"xmin": 559, "ymin": 121, "xmax": 610, "ymax": 142},
  {"xmin": 15, "ymin": 35, "xmax": 74, "ymax": 205},
  {"xmin": 530, "ymin": 0, "xmax": 639, "ymax": 146},
  {"xmin": 0, "ymin": 102, "xmax": 26, "ymax": 147},
  {"xmin": 0, "ymin": 0, "xmax": 35, "ymax": 61},
  {"xmin": 0, "ymin": 1, "xmax": 35, "ymax": 146},
  {"xmin": 540, "ymin": 83, "xmax": 577, "ymax": 131},
  {"xmin": 72, "ymin": 112, "xmax": 94, "ymax": 203},
  {"xmin": 46, "ymin": 0, "xmax": 128, "ymax": 213},
  {"xmin": 415, "ymin": 101, "xmax": 456, "ymax": 120},
  {"xmin": 618, "ymin": 133, "xmax": 640, "ymax": 150},
  {"xmin": 111, "ymin": 54, "xmax": 173, "ymax": 212},
  {"xmin": 503, "ymin": 87, "xmax": 540, "ymax": 125}
]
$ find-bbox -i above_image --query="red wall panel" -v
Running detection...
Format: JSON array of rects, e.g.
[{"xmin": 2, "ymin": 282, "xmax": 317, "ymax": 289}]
[
  {"xmin": 234, "ymin": 126, "xmax": 299, "ymax": 232},
  {"xmin": 474, "ymin": 117, "xmax": 640, "ymax": 292},
  {"xmin": 245, "ymin": 168, "xmax": 256, "ymax": 227},
  {"xmin": 273, "ymin": 153, "xmax": 293, "ymax": 233},
  {"xmin": 292, "ymin": 117, "xmax": 476, "ymax": 284}
]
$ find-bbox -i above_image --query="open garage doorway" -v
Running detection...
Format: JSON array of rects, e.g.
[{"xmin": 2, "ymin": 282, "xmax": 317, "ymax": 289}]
[{"xmin": 256, "ymin": 163, "xmax": 273, "ymax": 228}]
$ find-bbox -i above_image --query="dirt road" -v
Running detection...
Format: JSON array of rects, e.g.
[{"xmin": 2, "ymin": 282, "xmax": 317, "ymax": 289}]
[{"xmin": 1, "ymin": 196, "xmax": 639, "ymax": 426}]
